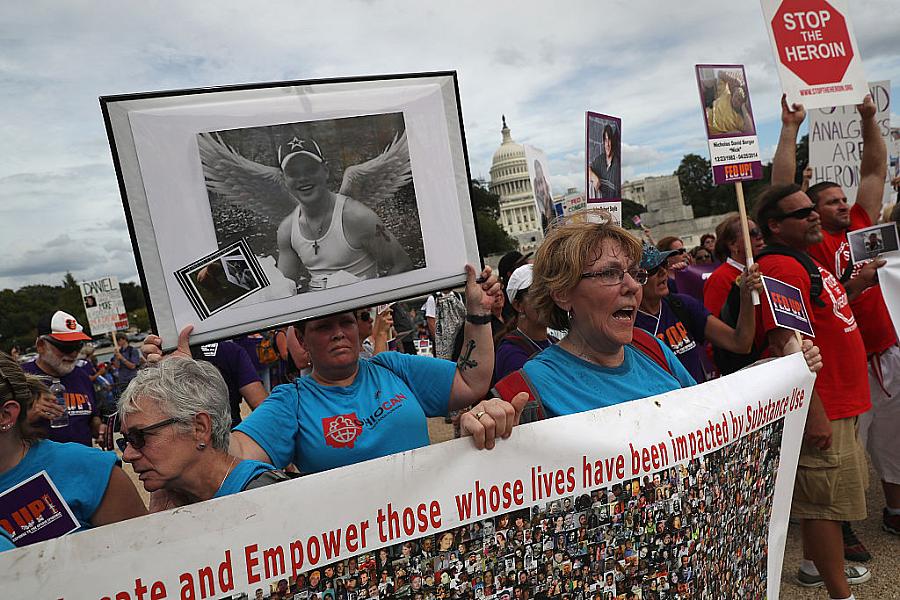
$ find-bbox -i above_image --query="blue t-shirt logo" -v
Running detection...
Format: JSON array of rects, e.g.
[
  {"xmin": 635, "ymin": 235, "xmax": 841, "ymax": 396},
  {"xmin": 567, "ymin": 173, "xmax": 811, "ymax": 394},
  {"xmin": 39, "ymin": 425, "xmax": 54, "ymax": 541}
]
[{"xmin": 322, "ymin": 413, "xmax": 363, "ymax": 449}]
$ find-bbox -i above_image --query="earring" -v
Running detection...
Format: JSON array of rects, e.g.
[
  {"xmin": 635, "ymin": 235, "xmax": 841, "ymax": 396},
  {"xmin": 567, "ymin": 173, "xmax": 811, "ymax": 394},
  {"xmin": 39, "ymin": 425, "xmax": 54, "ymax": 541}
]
[{"xmin": 197, "ymin": 443, "xmax": 206, "ymax": 450}]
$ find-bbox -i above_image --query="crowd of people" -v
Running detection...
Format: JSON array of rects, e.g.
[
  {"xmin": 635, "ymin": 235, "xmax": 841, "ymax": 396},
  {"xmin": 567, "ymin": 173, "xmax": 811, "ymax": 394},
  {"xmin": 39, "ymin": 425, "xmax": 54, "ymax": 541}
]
[{"xmin": 1, "ymin": 93, "xmax": 899, "ymax": 600}]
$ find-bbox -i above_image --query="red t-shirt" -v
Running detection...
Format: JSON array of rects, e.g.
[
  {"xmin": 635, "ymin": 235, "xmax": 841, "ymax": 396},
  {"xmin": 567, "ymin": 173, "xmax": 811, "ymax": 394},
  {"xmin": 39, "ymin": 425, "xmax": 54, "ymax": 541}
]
[
  {"xmin": 703, "ymin": 259, "xmax": 742, "ymax": 317},
  {"xmin": 807, "ymin": 203, "xmax": 897, "ymax": 355},
  {"xmin": 757, "ymin": 253, "xmax": 870, "ymax": 420}
]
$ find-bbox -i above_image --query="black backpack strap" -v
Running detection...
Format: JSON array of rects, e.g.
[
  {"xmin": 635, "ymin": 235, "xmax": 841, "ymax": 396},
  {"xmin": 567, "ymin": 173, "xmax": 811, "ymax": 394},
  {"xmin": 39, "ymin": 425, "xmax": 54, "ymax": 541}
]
[
  {"xmin": 663, "ymin": 296, "xmax": 694, "ymax": 334},
  {"xmin": 244, "ymin": 468, "xmax": 300, "ymax": 491},
  {"xmin": 756, "ymin": 245, "xmax": 825, "ymax": 307}
]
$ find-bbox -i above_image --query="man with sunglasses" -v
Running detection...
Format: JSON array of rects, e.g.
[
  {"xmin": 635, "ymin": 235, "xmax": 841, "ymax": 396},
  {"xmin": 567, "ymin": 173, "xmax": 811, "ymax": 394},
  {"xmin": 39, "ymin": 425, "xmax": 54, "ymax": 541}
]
[
  {"xmin": 753, "ymin": 182, "xmax": 873, "ymax": 598},
  {"xmin": 21, "ymin": 311, "xmax": 105, "ymax": 447},
  {"xmin": 773, "ymin": 93, "xmax": 900, "ymax": 556}
]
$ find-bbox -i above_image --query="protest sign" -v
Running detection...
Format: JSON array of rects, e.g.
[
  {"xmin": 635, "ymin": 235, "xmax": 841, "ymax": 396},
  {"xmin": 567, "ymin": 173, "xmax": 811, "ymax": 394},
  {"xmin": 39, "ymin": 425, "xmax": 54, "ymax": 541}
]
[
  {"xmin": 762, "ymin": 276, "xmax": 815, "ymax": 337},
  {"xmin": 761, "ymin": 0, "xmax": 867, "ymax": 109},
  {"xmin": 847, "ymin": 223, "xmax": 900, "ymax": 264},
  {"xmin": 79, "ymin": 275, "xmax": 128, "ymax": 335},
  {"xmin": 523, "ymin": 145, "xmax": 555, "ymax": 232},
  {"xmin": 585, "ymin": 112, "xmax": 622, "ymax": 203},
  {"xmin": 809, "ymin": 80, "xmax": 892, "ymax": 206},
  {"xmin": 673, "ymin": 264, "xmax": 718, "ymax": 304},
  {"xmin": 880, "ymin": 252, "xmax": 900, "ymax": 342},
  {"xmin": 0, "ymin": 471, "xmax": 79, "ymax": 548},
  {"xmin": 2, "ymin": 355, "xmax": 815, "ymax": 599},
  {"xmin": 695, "ymin": 64, "xmax": 763, "ymax": 186}
]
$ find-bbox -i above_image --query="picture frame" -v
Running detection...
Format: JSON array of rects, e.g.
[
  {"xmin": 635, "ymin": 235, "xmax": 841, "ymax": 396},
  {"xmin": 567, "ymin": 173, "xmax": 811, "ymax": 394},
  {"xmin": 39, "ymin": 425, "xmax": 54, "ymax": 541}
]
[{"xmin": 101, "ymin": 72, "xmax": 479, "ymax": 349}]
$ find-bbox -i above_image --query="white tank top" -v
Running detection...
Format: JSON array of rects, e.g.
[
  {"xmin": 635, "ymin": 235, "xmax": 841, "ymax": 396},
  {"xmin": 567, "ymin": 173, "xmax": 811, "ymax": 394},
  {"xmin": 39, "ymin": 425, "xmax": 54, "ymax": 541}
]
[{"xmin": 290, "ymin": 195, "xmax": 378, "ymax": 289}]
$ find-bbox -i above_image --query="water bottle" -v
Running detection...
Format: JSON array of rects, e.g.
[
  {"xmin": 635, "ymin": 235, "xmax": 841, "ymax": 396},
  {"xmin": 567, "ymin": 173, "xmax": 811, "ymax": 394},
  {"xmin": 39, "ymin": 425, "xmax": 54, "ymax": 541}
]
[{"xmin": 49, "ymin": 379, "xmax": 69, "ymax": 428}]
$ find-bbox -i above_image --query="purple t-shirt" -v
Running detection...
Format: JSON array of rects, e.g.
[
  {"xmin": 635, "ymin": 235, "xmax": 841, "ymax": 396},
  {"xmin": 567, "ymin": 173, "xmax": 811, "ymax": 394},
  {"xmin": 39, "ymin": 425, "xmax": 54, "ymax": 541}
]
[
  {"xmin": 21, "ymin": 360, "xmax": 97, "ymax": 446},
  {"xmin": 635, "ymin": 293, "xmax": 710, "ymax": 384},
  {"xmin": 194, "ymin": 341, "xmax": 261, "ymax": 427},
  {"xmin": 494, "ymin": 335, "xmax": 554, "ymax": 384},
  {"xmin": 233, "ymin": 335, "xmax": 263, "ymax": 371}
]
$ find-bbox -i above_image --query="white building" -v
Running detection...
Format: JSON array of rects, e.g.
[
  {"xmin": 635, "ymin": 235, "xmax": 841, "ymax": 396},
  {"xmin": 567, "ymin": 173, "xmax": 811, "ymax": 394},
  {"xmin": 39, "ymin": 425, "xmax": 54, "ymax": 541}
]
[
  {"xmin": 489, "ymin": 117, "xmax": 542, "ymax": 253},
  {"xmin": 622, "ymin": 174, "xmax": 722, "ymax": 247}
]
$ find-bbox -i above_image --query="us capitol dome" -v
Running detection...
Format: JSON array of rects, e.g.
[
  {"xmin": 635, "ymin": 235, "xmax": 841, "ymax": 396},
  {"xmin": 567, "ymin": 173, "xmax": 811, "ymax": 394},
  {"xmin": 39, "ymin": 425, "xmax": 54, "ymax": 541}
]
[{"xmin": 488, "ymin": 116, "xmax": 542, "ymax": 252}]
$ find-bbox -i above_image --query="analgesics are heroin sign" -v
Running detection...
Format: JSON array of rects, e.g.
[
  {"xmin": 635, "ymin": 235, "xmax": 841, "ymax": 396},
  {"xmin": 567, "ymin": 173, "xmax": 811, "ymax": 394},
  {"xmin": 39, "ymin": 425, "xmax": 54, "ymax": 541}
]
[{"xmin": 1, "ymin": 355, "xmax": 815, "ymax": 600}]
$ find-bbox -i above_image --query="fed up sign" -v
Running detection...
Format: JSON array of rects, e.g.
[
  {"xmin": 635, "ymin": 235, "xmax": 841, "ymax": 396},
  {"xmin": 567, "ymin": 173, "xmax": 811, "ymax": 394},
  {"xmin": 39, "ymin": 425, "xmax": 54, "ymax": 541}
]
[{"xmin": 761, "ymin": 0, "xmax": 867, "ymax": 109}]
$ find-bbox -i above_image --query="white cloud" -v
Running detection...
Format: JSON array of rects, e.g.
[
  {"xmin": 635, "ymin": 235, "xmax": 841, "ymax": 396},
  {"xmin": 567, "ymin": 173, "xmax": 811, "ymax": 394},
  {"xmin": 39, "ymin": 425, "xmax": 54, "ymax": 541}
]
[{"xmin": 1, "ymin": 0, "xmax": 898, "ymax": 291}]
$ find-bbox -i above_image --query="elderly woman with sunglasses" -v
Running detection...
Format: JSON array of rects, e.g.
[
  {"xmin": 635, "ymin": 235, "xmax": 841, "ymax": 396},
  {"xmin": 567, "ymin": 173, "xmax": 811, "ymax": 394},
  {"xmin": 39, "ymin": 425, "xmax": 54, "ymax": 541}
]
[
  {"xmin": 635, "ymin": 243, "xmax": 762, "ymax": 383},
  {"xmin": 117, "ymin": 357, "xmax": 276, "ymax": 509},
  {"xmin": 0, "ymin": 352, "xmax": 146, "ymax": 547}
]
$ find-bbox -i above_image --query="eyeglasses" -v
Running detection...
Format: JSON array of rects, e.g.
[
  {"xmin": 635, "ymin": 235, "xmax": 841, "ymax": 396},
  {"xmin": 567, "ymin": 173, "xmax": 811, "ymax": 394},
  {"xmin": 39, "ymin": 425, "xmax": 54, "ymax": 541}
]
[
  {"xmin": 749, "ymin": 227, "xmax": 762, "ymax": 238},
  {"xmin": 581, "ymin": 267, "xmax": 649, "ymax": 286},
  {"xmin": 116, "ymin": 417, "xmax": 178, "ymax": 452},
  {"xmin": 775, "ymin": 206, "xmax": 816, "ymax": 221},
  {"xmin": 42, "ymin": 337, "xmax": 84, "ymax": 355}
]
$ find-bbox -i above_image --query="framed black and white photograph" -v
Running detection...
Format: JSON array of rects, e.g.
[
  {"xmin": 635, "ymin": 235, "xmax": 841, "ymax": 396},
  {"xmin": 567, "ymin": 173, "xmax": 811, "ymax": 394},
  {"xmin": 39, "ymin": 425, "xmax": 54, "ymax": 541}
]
[
  {"xmin": 174, "ymin": 239, "xmax": 268, "ymax": 320},
  {"xmin": 101, "ymin": 72, "xmax": 479, "ymax": 349},
  {"xmin": 848, "ymin": 222, "xmax": 900, "ymax": 264}
]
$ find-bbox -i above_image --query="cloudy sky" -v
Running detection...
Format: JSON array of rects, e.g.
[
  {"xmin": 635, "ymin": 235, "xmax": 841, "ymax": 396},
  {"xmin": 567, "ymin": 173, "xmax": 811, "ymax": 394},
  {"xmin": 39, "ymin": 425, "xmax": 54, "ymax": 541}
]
[{"xmin": 1, "ymin": 0, "xmax": 898, "ymax": 291}]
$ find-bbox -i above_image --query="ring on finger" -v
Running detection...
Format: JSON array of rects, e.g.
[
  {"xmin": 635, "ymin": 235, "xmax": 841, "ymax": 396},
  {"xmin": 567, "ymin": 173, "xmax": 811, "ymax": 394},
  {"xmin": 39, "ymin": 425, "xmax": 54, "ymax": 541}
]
[{"xmin": 473, "ymin": 410, "xmax": 486, "ymax": 421}]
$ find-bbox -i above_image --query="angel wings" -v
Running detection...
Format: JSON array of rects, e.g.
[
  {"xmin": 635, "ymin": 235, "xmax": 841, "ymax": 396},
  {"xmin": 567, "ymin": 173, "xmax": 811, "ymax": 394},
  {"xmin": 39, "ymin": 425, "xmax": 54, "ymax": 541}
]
[{"xmin": 197, "ymin": 130, "xmax": 413, "ymax": 225}]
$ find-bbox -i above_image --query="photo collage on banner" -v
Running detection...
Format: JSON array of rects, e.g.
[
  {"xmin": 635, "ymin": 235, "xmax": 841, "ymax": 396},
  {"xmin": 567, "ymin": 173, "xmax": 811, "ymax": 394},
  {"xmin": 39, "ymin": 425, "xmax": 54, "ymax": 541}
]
[
  {"xmin": 585, "ymin": 112, "xmax": 622, "ymax": 225},
  {"xmin": 523, "ymin": 146, "xmax": 555, "ymax": 232},
  {"xmin": 695, "ymin": 65, "xmax": 763, "ymax": 187},
  {"xmin": 809, "ymin": 80, "xmax": 893, "ymax": 206},
  {"xmin": 213, "ymin": 422, "xmax": 785, "ymax": 600}
]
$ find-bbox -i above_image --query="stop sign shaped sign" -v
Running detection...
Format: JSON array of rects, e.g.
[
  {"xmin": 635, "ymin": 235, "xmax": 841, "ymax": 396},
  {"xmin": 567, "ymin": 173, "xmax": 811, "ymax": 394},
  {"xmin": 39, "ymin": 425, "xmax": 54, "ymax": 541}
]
[{"xmin": 771, "ymin": 0, "xmax": 853, "ymax": 86}]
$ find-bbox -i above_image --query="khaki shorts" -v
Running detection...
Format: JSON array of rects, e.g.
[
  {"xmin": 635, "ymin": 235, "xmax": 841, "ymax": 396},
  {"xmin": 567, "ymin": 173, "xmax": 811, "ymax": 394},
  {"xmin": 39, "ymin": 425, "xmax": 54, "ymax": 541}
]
[{"xmin": 791, "ymin": 416, "xmax": 868, "ymax": 521}]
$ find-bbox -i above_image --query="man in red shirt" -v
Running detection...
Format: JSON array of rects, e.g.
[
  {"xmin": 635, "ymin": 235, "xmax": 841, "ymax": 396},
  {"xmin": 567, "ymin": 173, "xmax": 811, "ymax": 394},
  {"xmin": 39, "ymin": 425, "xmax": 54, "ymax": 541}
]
[
  {"xmin": 773, "ymin": 94, "xmax": 900, "ymax": 551},
  {"xmin": 754, "ymin": 182, "xmax": 872, "ymax": 599}
]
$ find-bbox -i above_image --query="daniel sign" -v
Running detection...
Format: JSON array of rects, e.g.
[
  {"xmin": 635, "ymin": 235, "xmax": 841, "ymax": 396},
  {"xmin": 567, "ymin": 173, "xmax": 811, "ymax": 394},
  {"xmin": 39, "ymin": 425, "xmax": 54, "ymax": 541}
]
[{"xmin": 761, "ymin": 0, "xmax": 867, "ymax": 109}]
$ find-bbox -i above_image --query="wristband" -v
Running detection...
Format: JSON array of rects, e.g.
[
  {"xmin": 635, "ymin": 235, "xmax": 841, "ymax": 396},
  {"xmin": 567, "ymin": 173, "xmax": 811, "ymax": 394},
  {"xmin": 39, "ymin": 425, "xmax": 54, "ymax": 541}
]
[{"xmin": 465, "ymin": 314, "xmax": 492, "ymax": 325}]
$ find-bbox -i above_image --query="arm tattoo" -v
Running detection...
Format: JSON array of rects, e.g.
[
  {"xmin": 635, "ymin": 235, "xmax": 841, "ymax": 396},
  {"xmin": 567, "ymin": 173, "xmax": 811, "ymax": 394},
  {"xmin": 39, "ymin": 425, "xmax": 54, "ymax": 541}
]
[{"xmin": 457, "ymin": 340, "xmax": 478, "ymax": 371}]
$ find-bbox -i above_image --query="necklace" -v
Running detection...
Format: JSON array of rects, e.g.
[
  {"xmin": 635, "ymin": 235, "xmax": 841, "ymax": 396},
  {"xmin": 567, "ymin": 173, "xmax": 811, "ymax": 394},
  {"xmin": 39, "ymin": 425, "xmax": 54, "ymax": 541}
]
[
  {"xmin": 219, "ymin": 455, "xmax": 238, "ymax": 492},
  {"xmin": 515, "ymin": 328, "xmax": 546, "ymax": 352}
]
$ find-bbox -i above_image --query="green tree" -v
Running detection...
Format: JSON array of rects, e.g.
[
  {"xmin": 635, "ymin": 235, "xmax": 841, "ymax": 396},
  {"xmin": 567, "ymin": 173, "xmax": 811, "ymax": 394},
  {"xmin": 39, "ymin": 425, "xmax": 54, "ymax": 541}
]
[
  {"xmin": 470, "ymin": 180, "xmax": 517, "ymax": 255},
  {"xmin": 620, "ymin": 198, "xmax": 647, "ymax": 229},
  {"xmin": 675, "ymin": 154, "xmax": 736, "ymax": 217}
]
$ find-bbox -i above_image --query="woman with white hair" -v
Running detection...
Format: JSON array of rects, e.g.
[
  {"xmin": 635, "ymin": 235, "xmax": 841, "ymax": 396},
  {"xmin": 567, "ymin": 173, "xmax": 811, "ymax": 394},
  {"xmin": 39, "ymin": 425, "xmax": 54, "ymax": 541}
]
[{"xmin": 118, "ymin": 358, "xmax": 276, "ymax": 509}]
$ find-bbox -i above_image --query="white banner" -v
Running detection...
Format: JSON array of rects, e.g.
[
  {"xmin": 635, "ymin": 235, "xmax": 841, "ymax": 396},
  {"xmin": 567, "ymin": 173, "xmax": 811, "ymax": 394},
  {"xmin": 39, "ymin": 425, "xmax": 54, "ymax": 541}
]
[
  {"xmin": 1, "ymin": 355, "xmax": 814, "ymax": 599},
  {"xmin": 809, "ymin": 80, "xmax": 892, "ymax": 206},
  {"xmin": 880, "ymin": 252, "xmax": 900, "ymax": 342},
  {"xmin": 79, "ymin": 275, "xmax": 129, "ymax": 336},
  {"xmin": 761, "ymin": 0, "xmax": 868, "ymax": 110}
]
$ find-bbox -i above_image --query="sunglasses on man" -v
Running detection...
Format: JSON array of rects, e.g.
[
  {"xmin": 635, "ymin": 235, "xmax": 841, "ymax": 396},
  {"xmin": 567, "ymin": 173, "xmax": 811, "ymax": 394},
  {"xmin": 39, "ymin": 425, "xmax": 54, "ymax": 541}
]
[
  {"xmin": 356, "ymin": 311, "xmax": 372, "ymax": 322},
  {"xmin": 42, "ymin": 337, "xmax": 84, "ymax": 355},
  {"xmin": 775, "ymin": 206, "xmax": 816, "ymax": 221}
]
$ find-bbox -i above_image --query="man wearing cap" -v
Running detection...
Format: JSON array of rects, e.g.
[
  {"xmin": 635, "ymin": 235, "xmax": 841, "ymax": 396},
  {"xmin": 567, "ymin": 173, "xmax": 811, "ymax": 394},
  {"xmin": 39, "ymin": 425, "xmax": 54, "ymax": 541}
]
[
  {"xmin": 21, "ymin": 311, "xmax": 104, "ymax": 447},
  {"xmin": 275, "ymin": 137, "xmax": 412, "ymax": 291}
]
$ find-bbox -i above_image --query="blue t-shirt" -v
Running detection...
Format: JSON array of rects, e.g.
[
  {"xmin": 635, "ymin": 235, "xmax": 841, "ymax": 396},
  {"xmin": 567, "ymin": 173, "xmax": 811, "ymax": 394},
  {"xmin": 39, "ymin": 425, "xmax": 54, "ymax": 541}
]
[
  {"xmin": 214, "ymin": 459, "xmax": 275, "ymax": 498},
  {"xmin": 521, "ymin": 342, "xmax": 695, "ymax": 418},
  {"xmin": 0, "ymin": 440, "xmax": 117, "ymax": 531},
  {"xmin": 635, "ymin": 294, "xmax": 710, "ymax": 384},
  {"xmin": 0, "ymin": 528, "xmax": 15, "ymax": 552},
  {"xmin": 234, "ymin": 352, "xmax": 456, "ymax": 473},
  {"xmin": 21, "ymin": 360, "xmax": 98, "ymax": 446}
]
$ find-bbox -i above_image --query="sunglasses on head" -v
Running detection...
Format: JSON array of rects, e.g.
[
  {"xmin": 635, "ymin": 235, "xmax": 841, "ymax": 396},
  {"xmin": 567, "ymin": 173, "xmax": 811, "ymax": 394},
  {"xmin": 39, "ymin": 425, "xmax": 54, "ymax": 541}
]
[
  {"xmin": 42, "ymin": 337, "xmax": 84, "ymax": 354},
  {"xmin": 776, "ymin": 206, "xmax": 816, "ymax": 221},
  {"xmin": 115, "ymin": 417, "xmax": 178, "ymax": 452}
]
